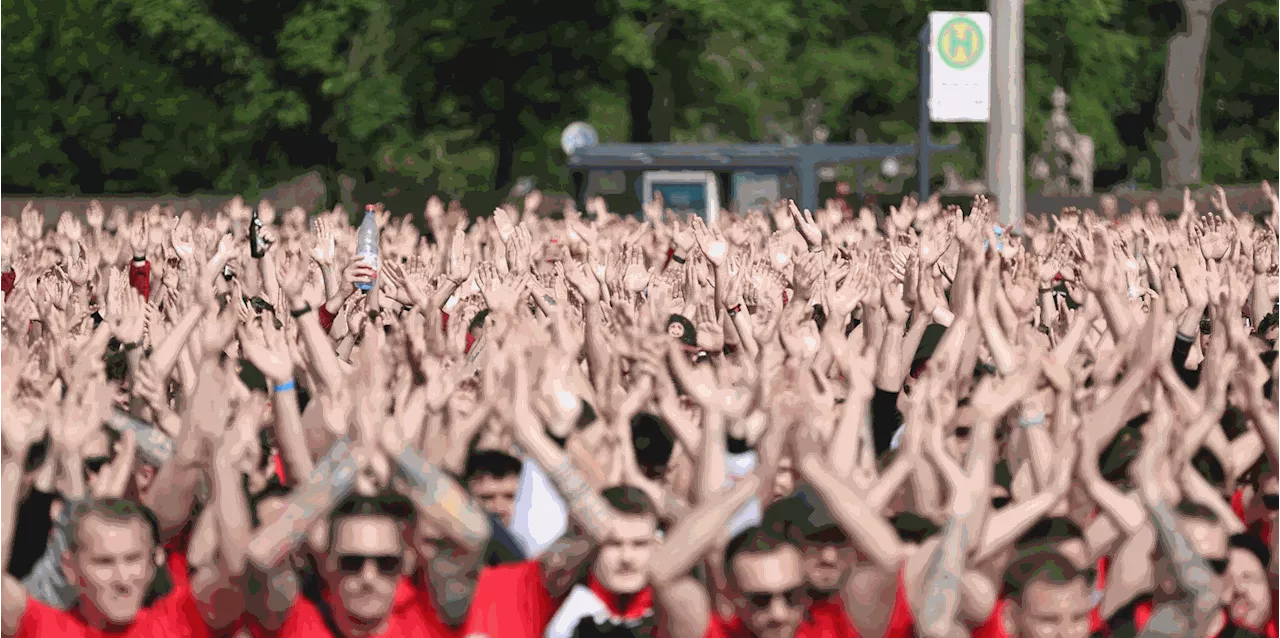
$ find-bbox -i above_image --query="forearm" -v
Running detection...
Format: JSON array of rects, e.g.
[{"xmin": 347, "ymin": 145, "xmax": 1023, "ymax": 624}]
[
  {"xmin": 140, "ymin": 424, "xmax": 204, "ymax": 537},
  {"xmin": 104, "ymin": 410, "xmax": 176, "ymax": 468},
  {"xmin": 271, "ymin": 387, "xmax": 312, "ymax": 483},
  {"xmin": 972, "ymin": 492, "xmax": 1055, "ymax": 563},
  {"xmin": 828, "ymin": 394, "xmax": 870, "ymax": 479},
  {"xmin": 799, "ymin": 455, "xmax": 904, "ymax": 569},
  {"xmin": 213, "ymin": 461, "xmax": 253, "ymax": 576},
  {"xmin": 147, "ymin": 307, "xmax": 203, "ymax": 379},
  {"xmin": 523, "ymin": 428, "xmax": 617, "ymax": 543},
  {"xmin": 695, "ymin": 409, "xmax": 727, "ymax": 504},
  {"xmin": 648, "ymin": 475, "xmax": 760, "ymax": 584},
  {"xmin": 897, "ymin": 316, "xmax": 930, "ymax": 384},
  {"xmin": 1144, "ymin": 499, "xmax": 1219, "ymax": 615},
  {"xmin": 247, "ymin": 440, "xmax": 357, "ymax": 570},
  {"xmin": 875, "ymin": 321, "xmax": 907, "ymax": 392},
  {"xmin": 915, "ymin": 515, "xmax": 974, "ymax": 638},
  {"xmin": 393, "ymin": 448, "xmax": 491, "ymax": 553},
  {"xmin": 296, "ymin": 312, "xmax": 342, "ymax": 392}
]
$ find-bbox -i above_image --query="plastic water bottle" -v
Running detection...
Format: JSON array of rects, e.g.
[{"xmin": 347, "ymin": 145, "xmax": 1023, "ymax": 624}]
[{"xmin": 354, "ymin": 206, "xmax": 380, "ymax": 291}]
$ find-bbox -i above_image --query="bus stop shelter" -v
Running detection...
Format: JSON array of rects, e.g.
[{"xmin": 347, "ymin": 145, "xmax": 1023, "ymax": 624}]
[{"xmin": 567, "ymin": 141, "xmax": 955, "ymax": 213}]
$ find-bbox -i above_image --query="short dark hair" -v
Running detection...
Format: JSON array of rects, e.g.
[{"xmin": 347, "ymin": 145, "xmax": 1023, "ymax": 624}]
[
  {"xmin": 600, "ymin": 485, "xmax": 658, "ymax": 520},
  {"xmin": 463, "ymin": 450, "xmax": 523, "ymax": 483},
  {"xmin": 68, "ymin": 498, "xmax": 162, "ymax": 553},
  {"xmin": 723, "ymin": 525, "xmax": 797, "ymax": 580},
  {"xmin": 1229, "ymin": 533, "xmax": 1272, "ymax": 569},
  {"xmin": 328, "ymin": 493, "xmax": 415, "ymax": 549},
  {"xmin": 1004, "ymin": 551, "xmax": 1094, "ymax": 605},
  {"xmin": 630, "ymin": 412, "xmax": 675, "ymax": 469}
]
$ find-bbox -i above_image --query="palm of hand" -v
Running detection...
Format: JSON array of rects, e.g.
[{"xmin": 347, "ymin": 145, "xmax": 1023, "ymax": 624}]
[{"xmin": 623, "ymin": 263, "xmax": 650, "ymax": 292}]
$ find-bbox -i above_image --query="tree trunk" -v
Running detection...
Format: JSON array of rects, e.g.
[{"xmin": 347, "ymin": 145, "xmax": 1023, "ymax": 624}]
[
  {"xmin": 627, "ymin": 68, "xmax": 655, "ymax": 143},
  {"xmin": 1156, "ymin": 0, "xmax": 1221, "ymax": 187},
  {"xmin": 627, "ymin": 67, "xmax": 675, "ymax": 143}
]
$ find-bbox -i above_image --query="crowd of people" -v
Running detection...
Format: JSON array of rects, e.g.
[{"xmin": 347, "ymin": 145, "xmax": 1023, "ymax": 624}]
[{"xmin": 0, "ymin": 186, "xmax": 1276, "ymax": 638}]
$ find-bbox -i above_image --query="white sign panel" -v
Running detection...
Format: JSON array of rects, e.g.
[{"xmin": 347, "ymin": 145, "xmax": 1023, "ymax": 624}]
[{"xmin": 928, "ymin": 12, "xmax": 991, "ymax": 122}]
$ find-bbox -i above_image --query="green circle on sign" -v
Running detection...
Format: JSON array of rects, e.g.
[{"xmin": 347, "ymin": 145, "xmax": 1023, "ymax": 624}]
[{"xmin": 936, "ymin": 17, "xmax": 984, "ymax": 70}]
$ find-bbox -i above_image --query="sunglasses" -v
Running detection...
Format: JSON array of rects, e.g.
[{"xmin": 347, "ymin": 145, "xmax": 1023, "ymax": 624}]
[
  {"xmin": 1263, "ymin": 494, "xmax": 1278, "ymax": 511},
  {"xmin": 743, "ymin": 586, "xmax": 808, "ymax": 611},
  {"xmin": 336, "ymin": 554, "xmax": 403, "ymax": 576}
]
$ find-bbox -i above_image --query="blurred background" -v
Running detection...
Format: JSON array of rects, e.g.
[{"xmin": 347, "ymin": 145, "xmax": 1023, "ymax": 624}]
[{"xmin": 2, "ymin": 0, "xmax": 1276, "ymax": 213}]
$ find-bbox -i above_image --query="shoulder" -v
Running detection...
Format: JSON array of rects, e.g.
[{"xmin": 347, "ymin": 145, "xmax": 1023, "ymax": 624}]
[
  {"xmin": 476, "ymin": 559, "xmax": 546, "ymax": 596},
  {"xmin": 16, "ymin": 596, "xmax": 84, "ymax": 638}
]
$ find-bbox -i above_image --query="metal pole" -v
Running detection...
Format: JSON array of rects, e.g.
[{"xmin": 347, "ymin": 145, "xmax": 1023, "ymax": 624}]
[
  {"xmin": 987, "ymin": 0, "xmax": 1025, "ymax": 233},
  {"xmin": 918, "ymin": 26, "xmax": 931, "ymax": 199},
  {"xmin": 798, "ymin": 158, "xmax": 820, "ymax": 213}
]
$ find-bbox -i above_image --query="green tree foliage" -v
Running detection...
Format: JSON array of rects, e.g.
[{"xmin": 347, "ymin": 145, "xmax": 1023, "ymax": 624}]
[{"xmin": 2, "ymin": 0, "xmax": 1275, "ymax": 200}]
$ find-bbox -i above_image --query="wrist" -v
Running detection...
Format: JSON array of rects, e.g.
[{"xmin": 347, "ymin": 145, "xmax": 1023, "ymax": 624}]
[{"xmin": 273, "ymin": 379, "xmax": 297, "ymax": 393}]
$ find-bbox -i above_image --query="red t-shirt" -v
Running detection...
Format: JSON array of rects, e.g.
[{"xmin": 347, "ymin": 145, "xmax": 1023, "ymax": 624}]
[
  {"xmin": 249, "ymin": 577, "xmax": 452, "ymax": 638},
  {"xmin": 16, "ymin": 585, "xmax": 211, "ymax": 638},
  {"xmin": 882, "ymin": 568, "xmax": 915, "ymax": 638},
  {"xmin": 804, "ymin": 597, "xmax": 860, "ymax": 638},
  {"xmin": 703, "ymin": 599, "xmax": 860, "ymax": 638},
  {"xmin": 463, "ymin": 560, "xmax": 560, "ymax": 638}
]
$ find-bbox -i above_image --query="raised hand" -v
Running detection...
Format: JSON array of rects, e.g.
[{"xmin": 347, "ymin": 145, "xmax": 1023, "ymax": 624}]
[
  {"xmin": 788, "ymin": 200, "xmax": 823, "ymax": 248},
  {"xmin": 691, "ymin": 216, "xmax": 728, "ymax": 266},
  {"xmin": 447, "ymin": 225, "xmax": 473, "ymax": 284},
  {"xmin": 108, "ymin": 287, "xmax": 147, "ymax": 345}
]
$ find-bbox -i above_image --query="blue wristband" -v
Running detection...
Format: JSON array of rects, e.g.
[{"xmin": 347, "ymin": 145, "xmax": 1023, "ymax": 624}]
[{"xmin": 273, "ymin": 379, "xmax": 296, "ymax": 393}]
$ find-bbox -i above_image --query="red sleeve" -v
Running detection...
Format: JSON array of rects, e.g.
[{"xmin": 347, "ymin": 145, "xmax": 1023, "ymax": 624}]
[
  {"xmin": 15, "ymin": 596, "xmax": 84, "ymax": 638},
  {"xmin": 464, "ymin": 560, "xmax": 557, "ymax": 638},
  {"xmin": 129, "ymin": 259, "xmax": 152, "ymax": 301},
  {"xmin": 1, "ymin": 270, "xmax": 14, "ymax": 295},
  {"xmin": 317, "ymin": 304, "xmax": 337, "ymax": 333}
]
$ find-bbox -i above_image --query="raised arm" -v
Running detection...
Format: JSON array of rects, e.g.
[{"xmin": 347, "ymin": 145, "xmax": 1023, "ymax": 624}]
[{"xmin": 1135, "ymin": 399, "xmax": 1221, "ymax": 638}]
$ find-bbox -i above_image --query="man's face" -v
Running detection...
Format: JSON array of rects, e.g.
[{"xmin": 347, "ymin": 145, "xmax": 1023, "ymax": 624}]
[
  {"xmin": 468, "ymin": 473, "xmax": 519, "ymax": 527},
  {"xmin": 67, "ymin": 515, "xmax": 156, "ymax": 625},
  {"xmin": 797, "ymin": 532, "xmax": 854, "ymax": 594},
  {"xmin": 1012, "ymin": 578, "xmax": 1094, "ymax": 638},
  {"xmin": 594, "ymin": 514, "xmax": 657, "ymax": 594},
  {"xmin": 325, "ymin": 516, "xmax": 404, "ymax": 624},
  {"xmin": 1225, "ymin": 548, "xmax": 1272, "ymax": 629},
  {"xmin": 732, "ymin": 545, "xmax": 807, "ymax": 638}
]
